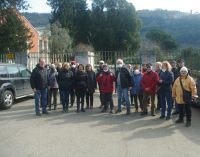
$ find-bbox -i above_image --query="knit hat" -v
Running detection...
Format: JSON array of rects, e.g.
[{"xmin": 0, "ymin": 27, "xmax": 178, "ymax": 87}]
[
  {"xmin": 116, "ymin": 59, "xmax": 124, "ymax": 64},
  {"xmin": 51, "ymin": 64, "xmax": 56, "ymax": 69},
  {"xmin": 99, "ymin": 60, "xmax": 104, "ymax": 64},
  {"xmin": 180, "ymin": 67, "xmax": 188, "ymax": 73}
]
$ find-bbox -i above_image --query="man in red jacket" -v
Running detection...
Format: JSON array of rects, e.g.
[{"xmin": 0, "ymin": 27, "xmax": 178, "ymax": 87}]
[
  {"xmin": 141, "ymin": 63, "xmax": 159, "ymax": 116},
  {"xmin": 96, "ymin": 64, "xmax": 116, "ymax": 113}
]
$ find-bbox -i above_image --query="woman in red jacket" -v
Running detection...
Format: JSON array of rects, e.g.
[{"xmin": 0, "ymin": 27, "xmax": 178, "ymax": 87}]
[{"xmin": 96, "ymin": 64, "xmax": 116, "ymax": 113}]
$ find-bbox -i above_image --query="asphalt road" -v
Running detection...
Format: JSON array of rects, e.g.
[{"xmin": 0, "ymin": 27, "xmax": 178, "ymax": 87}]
[{"xmin": 0, "ymin": 95, "xmax": 200, "ymax": 157}]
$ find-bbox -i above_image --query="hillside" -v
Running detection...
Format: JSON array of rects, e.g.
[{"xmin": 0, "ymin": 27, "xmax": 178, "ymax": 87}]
[
  {"xmin": 22, "ymin": 12, "xmax": 51, "ymax": 28},
  {"xmin": 138, "ymin": 9, "xmax": 200, "ymax": 48},
  {"xmin": 23, "ymin": 10, "xmax": 200, "ymax": 48}
]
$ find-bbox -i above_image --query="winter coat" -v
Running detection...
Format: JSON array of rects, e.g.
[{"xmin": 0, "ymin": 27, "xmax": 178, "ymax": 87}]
[
  {"xmin": 116, "ymin": 66, "xmax": 132, "ymax": 89},
  {"xmin": 48, "ymin": 69, "xmax": 59, "ymax": 89},
  {"xmin": 70, "ymin": 67, "xmax": 77, "ymax": 76},
  {"xmin": 74, "ymin": 71, "xmax": 88, "ymax": 93},
  {"xmin": 57, "ymin": 69, "xmax": 73, "ymax": 91},
  {"xmin": 172, "ymin": 75, "xmax": 197, "ymax": 104},
  {"xmin": 171, "ymin": 67, "xmax": 179, "ymax": 82},
  {"xmin": 141, "ymin": 71, "xmax": 159, "ymax": 94},
  {"xmin": 96, "ymin": 71, "xmax": 116, "ymax": 93},
  {"xmin": 30, "ymin": 64, "xmax": 49, "ymax": 90},
  {"xmin": 86, "ymin": 71, "xmax": 97, "ymax": 93},
  {"xmin": 131, "ymin": 72, "xmax": 142, "ymax": 95},
  {"xmin": 159, "ymin": 71, "xmax": 174, "ymax": 92}
]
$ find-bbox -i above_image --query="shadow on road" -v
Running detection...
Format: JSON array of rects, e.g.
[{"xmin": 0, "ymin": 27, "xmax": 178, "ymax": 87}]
[{"xmin": 0, "ymin": 97, "xmax": 200, "ymax": 146}]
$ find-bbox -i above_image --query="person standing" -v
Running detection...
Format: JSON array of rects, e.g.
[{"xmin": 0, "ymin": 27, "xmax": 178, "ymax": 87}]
[
  {"xmin": 171, "ymin": 60, "xmax": 179, "ymax": 81},
  {"xmin": 57, "ymin": 62, "xmax": 73, "ymax": 113},
  {"xmin": 30, "ymin": 58, "xmax": 49, "ymax": 116},
  {"xmin": 56, "ymin": 62, "xmax": 62, "ymax": 105},
  {"xmin": 96, "ymin": 60, "xmax": 104, "ymax": 108},
  {"xmin": 74, "ymin": 64, "xmax": 88, "ymax": 112},
  {"xmin": 141, "ymin": 63, "xmax": 159, "ymax": 116},
  {"xmin": 69, "ymin": 61, "xmax": 77, "ymax": 108},
  {"xmin": 141, "ymin": 64, "xmax": 147, "ymax": 75},
  {"xmin": 131, "ymin": 65, "xmax": 143, "ymax": 112},
  {"xmin": 96, "ymin": 64, "xmax": 116, "ymax": 113},
  {"xmin": 48, "ymin": 64, "xmax": 59, "ymax": 110},
  {"xmin": 173, "ymin": 58, "xmax": 191, "ymax": 115},
  {"xmin": 172, "ymin": 67, "xmax": 197, "ymax": 127},
  {"xmin": 86, "ymin": 64, "xmax": 96, "ymax": 109},
  {"xmin": 128, "ymin": 64, "xmax": 134, "ymax": 106},
  {"xmin": 115, "ymin": 59, "xmax": 133, "ymax": 115},
  {"xmin": 159, "ymin": 61, "xmax": 174, "ymax": 120},
  {"xmin": 155, "ymin": 62, "xmax": 162, "ymax": 111}
]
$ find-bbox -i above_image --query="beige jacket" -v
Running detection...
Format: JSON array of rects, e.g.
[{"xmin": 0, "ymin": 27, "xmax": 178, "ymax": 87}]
[{"xmin": 172, "ymin": 75, "xmax": 197, "ymax": 104}]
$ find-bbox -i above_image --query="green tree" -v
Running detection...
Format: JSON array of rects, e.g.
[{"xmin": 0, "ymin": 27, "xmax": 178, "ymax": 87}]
[
  {"xmin": 49, "ymin": 21, "xmax": 72, "ymax": 54},
  {"xmin": 0, "ymin": 0, "xmax": 31, "ymax": 53},
  {"xmin": 90, "ymin": 0, "xmax": 141, "ymax": 51},
  {"xmin": 47, "ymin": 0, "xmax": 90, "ymax": 45},
  {"xmin": 145, "ymin": 29, "xmax": 178, "ymax": 50},
  {"xmin": 0, "ymin": 0, "xmax": 29, "ymax": 10}
]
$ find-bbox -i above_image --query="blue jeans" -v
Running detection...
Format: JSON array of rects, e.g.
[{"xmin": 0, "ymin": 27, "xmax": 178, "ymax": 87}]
[
  {"xmin": 35, "ymin": 88, "xmax": 47, "ymax": 113},
  {"xmin": 117, "ymin": 86, "xmax": 130, "ymax": 111},
  {"xmin": 60, "ymin": 90, "xmax": 70, "ymax": 110},
  {"xmin": 160, "ymin": 91, "xmax": 172, "ymax": 117}
]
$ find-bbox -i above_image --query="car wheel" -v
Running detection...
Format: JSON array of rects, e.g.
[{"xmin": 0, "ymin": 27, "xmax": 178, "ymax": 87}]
[{"xmin": 0, "ymin": 90, "xmax": 14, "ymax": 109}]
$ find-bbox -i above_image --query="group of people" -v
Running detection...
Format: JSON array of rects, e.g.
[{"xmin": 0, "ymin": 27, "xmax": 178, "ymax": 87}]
[{"xmin": 30, "ymin": 57, "xmax": 197, "ymax": 127}]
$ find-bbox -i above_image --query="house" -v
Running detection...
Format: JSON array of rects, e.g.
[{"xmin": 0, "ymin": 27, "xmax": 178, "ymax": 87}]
[{"xmin": 19, "ymin": 13, "xmax": 39, "ymax": 53}]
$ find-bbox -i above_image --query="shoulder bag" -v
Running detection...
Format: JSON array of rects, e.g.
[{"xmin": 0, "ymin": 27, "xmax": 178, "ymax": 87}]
[{"xmin": 179, "ymin": 77, "xmax": 192, "ymax": 104}]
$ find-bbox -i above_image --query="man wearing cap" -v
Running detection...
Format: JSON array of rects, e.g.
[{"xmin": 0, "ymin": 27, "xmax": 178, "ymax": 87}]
[
  {"xmin": 115, "ymin": 59, "xmax": 133, "ymax": 115},
  {"xmin": 96, "ymin": 60, "xmax": 105, "ymax": 108},
  {"xmin": 141, "ymin": 63, "xmax": 159, "ymax": 116}
]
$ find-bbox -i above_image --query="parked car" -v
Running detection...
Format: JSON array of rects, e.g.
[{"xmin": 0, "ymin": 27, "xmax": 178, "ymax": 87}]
[
  {"xmin": 194, "ymin": 78, "xmax": 200, "ymax": 107},
  {"xmin": 0, "ymin": 63, "xmax": 33, "ymax": 109}
]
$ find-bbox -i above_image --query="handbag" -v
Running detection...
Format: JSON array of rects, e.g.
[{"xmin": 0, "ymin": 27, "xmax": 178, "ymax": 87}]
[{"xmin": 179, "ymin": 78, "xmax": 192, "ymax": 104}]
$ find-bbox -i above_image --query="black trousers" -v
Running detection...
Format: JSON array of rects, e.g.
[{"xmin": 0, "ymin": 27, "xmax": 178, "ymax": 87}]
[
  {"xmin": 48, "ymin": 88, "xmax": 58, "ymax": 107},
  {"xmin": 102, "ymin": 93, "xmax": 114, "ymax": 111},
  {"xmin": 130, "ymin": 91, "xmax": 134, "ymax": 105},
  {"xmin": 76, "ymin": 91, "xmax": 85, "ymax": 109},
  {"xmin": 100, "ymin": 91, "xmax": 103, "ymax": 106},
  {"xmin": 157, "ymin": 92, "xmax": 161, "ymax": 110},
  {"xmin": 133, "ymin": 92, "xmax": 143, "ymax": 109},
  {"xmin": 86, "ymin": 92, "xmax": 94, "ymax": 107},
  {"xmin": 178, "ymin": 103, "xmax": 192, "ymax": 121},
  {"xmin": 70, "ymin": 89, "xmax": 75, "ymax": 105}
]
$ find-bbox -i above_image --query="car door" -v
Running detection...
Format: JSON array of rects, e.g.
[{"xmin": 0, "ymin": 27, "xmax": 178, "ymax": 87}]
[
  {"xmin": 7, "ymin": 65, "xmax": 24, "ymax": 97},
  {"xmin": 19, "ymin": 66, "xmax": 32, "ymax": 95}
]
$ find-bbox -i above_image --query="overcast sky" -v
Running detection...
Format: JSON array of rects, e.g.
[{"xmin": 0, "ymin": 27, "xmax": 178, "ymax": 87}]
[{"xmin": 26, "ymin": 0, "xmax": 200, "ymax": 13}]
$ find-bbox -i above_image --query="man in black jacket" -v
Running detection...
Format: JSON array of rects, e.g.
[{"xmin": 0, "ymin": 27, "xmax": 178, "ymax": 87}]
[
  {"xmin": 115, "ymin": 59, "xmax": 133, "ymax": 115},
  {"xmin": 30, "ymin": 58, "xmax": 49, "ymax": 116}
]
